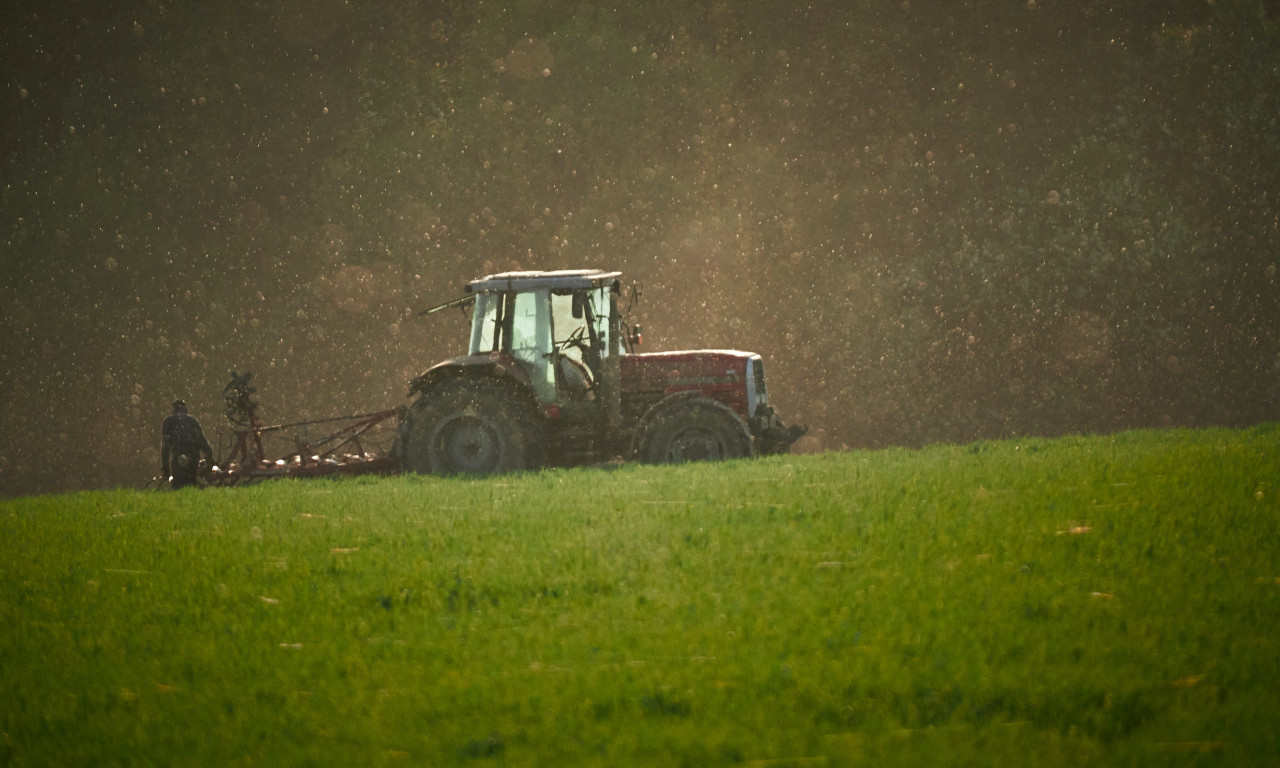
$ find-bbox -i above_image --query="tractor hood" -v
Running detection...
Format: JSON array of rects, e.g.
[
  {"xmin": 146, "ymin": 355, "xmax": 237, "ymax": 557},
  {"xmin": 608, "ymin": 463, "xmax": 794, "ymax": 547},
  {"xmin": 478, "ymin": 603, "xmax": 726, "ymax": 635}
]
[{"xmin": 621, "ymin": 350, "xmax": 764, "ymax": 420}]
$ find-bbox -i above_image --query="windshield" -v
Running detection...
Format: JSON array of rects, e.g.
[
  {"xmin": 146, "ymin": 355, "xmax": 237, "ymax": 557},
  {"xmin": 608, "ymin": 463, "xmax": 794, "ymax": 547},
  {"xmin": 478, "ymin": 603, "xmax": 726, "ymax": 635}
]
[{"xmin": 550, "ymin": 287, "xmax": 611, "ymax": 355}]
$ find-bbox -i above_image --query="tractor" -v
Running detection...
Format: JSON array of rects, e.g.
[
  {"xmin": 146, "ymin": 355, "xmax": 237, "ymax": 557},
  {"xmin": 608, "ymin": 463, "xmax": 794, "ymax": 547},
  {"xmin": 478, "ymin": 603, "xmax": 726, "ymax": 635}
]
[{"xmin": 393, "ymin": 269, "xmax": 804, "ymax": 474}]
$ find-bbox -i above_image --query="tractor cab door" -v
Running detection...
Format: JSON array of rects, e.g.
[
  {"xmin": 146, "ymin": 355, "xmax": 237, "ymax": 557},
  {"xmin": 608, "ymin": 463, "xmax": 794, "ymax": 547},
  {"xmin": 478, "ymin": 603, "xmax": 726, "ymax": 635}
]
[
  {"xmin": 550, "ymin": 286, "xmax": 612, "ymax": 403},
  {"xmin": 469, "ymin": 288, "xmax": 556, "ymax": 403}
]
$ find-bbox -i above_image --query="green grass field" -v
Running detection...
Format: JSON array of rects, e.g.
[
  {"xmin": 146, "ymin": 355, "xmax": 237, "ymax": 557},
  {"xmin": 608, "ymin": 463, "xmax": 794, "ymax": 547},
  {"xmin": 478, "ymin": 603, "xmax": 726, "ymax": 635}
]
[{"xmin": 3, "ymin": 426, "xmax": 1279, "ymax": 766}]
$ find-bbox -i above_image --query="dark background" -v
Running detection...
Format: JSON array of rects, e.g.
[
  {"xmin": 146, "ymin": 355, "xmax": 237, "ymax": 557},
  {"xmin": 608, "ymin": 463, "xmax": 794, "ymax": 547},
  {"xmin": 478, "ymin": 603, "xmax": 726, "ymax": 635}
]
[{"xmin": 3, "ymin": 0, "xmax": 1278, "ymax": 497}]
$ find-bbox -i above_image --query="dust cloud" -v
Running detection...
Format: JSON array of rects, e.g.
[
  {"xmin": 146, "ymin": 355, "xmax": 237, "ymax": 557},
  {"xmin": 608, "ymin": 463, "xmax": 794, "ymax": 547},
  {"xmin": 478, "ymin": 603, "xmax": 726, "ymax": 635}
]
[{"xmin": 3, "ymin": 1, "xmax": 1277, "ymax": 496}]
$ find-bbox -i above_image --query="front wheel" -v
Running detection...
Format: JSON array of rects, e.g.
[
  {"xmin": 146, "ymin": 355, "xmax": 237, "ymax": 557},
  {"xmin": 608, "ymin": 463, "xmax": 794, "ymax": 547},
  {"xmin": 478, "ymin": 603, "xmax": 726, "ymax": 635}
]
[
  {"xmin": 395, "ymin": 379, "xmax": 544, "ymax": 475},
  {"xmin": 635, "ymin": 397, "xmax": 753, "ymax": 464}
]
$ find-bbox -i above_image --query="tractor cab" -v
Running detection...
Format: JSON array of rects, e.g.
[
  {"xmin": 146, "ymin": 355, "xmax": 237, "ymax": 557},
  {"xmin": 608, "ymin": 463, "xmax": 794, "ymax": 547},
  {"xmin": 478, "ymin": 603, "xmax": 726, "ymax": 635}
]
[
  {"xmin": 464, "ymin": 270, "xmax": 625, "ymax": 425},
  {"xmin": 398, "ymin": 268, "xmax": 803, "ymax": 475}
]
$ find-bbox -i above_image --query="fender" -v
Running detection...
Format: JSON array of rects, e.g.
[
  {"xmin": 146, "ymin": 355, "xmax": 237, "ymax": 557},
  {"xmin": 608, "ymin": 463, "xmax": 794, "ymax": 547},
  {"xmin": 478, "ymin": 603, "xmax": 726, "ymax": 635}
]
[
  {"xmin": 629, "ymin": 390, "xmax": 750, "ymax": 458},
  {"xmin": 407, "ymin": 353, "xmax": 534, "ymax": 397}
]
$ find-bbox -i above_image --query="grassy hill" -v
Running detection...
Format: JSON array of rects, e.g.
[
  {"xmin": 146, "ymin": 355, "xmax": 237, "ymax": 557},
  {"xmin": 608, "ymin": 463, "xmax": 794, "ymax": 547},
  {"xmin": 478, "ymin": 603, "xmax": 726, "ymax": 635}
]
[{"xmin": 3, "ymin": 425, "xmax": 1279, "ymax": 766}]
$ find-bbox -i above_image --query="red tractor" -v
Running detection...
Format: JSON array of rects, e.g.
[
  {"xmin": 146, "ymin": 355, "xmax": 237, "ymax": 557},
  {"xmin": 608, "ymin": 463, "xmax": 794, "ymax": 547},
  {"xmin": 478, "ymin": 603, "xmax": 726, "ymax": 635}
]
[{"xmin": 393, "ymin": 269, "xmax": 804, "ymax": 474}]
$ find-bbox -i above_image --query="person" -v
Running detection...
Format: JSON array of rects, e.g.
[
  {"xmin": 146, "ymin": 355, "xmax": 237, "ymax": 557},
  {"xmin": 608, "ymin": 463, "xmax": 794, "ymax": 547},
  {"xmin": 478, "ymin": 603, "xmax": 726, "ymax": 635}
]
[{"xmin": 161, "ymin": 400, "xmax": 214, "ymax": 490}]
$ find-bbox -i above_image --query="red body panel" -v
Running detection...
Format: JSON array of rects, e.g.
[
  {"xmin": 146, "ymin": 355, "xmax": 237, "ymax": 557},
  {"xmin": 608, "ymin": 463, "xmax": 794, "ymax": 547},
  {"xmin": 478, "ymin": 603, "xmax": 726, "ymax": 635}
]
[{"xmin": 620, "ymin": 350, "xmax": 752, "ymax": 419}]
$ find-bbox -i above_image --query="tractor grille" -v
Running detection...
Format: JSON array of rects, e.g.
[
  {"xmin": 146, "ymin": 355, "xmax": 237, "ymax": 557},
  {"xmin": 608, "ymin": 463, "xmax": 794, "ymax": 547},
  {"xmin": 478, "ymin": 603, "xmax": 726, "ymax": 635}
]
[{"xmin": 748, "ymin": 354, "xmax": 768, "ymax": 414}]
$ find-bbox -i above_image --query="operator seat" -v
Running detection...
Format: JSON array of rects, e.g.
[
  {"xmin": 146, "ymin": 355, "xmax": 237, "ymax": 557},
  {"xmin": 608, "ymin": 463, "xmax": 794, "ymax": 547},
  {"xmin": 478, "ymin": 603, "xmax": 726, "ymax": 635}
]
[{"xmin": 558, "ymin": 355, "xmax": 595, "ymax": 400}]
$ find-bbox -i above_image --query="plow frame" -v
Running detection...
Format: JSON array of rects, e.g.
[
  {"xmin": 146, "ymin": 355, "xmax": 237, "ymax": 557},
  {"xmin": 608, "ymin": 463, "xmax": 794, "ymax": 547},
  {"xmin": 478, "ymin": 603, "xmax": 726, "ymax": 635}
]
[
  {"xmin": 201, "ymin": 372, "xmax": 406, "ymax": 487},
  {"xmin": 207, "ymin": 406, "xmax": 406, "ymax": 486}
]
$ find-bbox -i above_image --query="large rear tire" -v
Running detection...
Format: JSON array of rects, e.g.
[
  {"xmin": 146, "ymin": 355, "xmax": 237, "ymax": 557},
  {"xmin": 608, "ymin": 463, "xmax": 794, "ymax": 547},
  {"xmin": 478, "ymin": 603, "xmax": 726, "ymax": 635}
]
[
  {"xmin": 395, "ymin": 379, "xmax": 544, "ymax": 475},
  {"xmin": 635, "ymin": 396, "xmax": 753, "ymax": 464}
]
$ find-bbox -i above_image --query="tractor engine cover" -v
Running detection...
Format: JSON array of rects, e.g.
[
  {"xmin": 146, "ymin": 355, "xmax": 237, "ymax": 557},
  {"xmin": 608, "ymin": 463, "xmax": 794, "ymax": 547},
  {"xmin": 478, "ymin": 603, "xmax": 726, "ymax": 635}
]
[{"xmin": 621, "ymin": 350, "xmax": 762, "ymax": 425}]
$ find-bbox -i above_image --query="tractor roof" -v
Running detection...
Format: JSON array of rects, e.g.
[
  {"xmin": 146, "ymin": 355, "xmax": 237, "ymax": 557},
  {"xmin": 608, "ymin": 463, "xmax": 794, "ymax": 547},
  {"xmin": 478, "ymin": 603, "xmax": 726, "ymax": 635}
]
[{"xmin": 466, "ymin": 269, "xmax": 622, "ymax": 293}]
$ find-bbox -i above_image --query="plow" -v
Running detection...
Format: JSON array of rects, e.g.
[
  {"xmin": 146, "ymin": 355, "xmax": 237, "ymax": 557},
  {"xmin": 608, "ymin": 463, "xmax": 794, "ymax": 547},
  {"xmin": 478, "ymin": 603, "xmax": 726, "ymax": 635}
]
[{"xmin": 201, "ymin": 372, "xmax": 404, "ymax": 487}]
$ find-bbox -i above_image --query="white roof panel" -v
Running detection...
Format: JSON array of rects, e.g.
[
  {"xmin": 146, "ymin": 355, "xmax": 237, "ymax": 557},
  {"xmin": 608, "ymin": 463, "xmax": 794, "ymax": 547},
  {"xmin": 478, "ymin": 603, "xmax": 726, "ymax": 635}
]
[{"xmin": 466, "ymin": 269, "xmax": 622, "ymax": 293}]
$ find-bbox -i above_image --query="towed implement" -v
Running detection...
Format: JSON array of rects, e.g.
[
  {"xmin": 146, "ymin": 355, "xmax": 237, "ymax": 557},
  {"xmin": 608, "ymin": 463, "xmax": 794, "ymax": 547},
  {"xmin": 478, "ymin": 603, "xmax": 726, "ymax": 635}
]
[
  {"xmin": 202, "ymin": 372, "xmax": 403, "ymax": 486},
  {"xmin": 200, "ymin": 269, "xmax": 803, "ymax": 486}
]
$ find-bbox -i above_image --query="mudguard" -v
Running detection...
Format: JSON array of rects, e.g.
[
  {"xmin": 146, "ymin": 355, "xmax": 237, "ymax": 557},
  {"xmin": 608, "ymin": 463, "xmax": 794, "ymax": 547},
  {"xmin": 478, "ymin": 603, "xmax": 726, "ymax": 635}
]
[
  {"xmin": 629, "ymin": 390, "xmax": 752, "ymax": 458},
  {"xmin": 407, "ymin": 353, "xmax": 533, "ymax": 397}
]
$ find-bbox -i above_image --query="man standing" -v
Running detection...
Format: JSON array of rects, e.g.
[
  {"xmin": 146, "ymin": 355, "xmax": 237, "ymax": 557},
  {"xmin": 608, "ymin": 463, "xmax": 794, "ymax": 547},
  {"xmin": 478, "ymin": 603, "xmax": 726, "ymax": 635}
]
[{"xmin": 161, "ymin": 400, "xmax": 214, "ymax": 490}]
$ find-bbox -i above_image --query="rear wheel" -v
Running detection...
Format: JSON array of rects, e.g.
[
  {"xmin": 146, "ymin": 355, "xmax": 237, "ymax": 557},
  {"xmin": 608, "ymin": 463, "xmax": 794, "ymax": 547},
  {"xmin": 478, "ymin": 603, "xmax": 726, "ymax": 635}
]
[
  {"xmin": 635, "ymin": 397, "xmax": 753, "ymax": 464},
  {"xmin": 396, "ymin": 379, "xmax": 544, "ymax": 475}
]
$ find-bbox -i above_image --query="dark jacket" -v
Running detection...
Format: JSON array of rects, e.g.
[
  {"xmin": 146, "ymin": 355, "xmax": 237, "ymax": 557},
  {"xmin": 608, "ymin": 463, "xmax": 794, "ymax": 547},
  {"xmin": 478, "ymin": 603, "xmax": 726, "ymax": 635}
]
[{"xmin": 161, "ymin": 409, "xmax": 213, "ymax": 475}]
